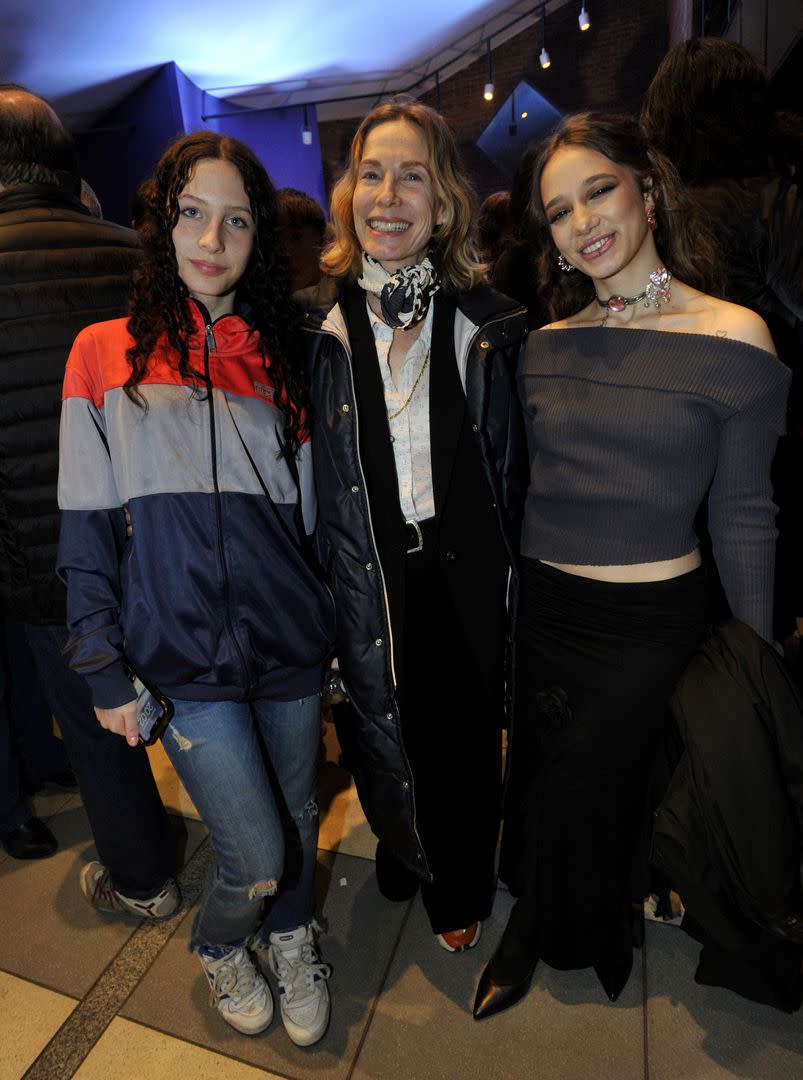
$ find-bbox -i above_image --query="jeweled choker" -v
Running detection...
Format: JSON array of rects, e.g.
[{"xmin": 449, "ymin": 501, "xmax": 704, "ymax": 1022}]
[{"xmin": 596, "ymin": 266, "xmax": 672, "ymax": 327}]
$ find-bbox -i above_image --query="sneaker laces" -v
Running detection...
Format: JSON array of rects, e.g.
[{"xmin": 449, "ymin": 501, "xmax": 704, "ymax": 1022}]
[
  {"xmin": 86, "ymin": 866, "xmax": 127, "ymax": 911},
  {"xmin": 206, "ymin": 950, "xmax": 266, "ymax": 1015},
  {"xmin": 268, "ymin": 940, "xmax": 331, "ymax": 1004}
]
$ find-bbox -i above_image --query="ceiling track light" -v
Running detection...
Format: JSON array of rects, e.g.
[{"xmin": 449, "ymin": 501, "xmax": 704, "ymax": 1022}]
[
  {"xmin": 539, "ymin": 3, "xmax": 551, "ymax": 69},
  {"xmin": 483, "ymin": 38, "xmax": 494, "ymax": 101},
  {"xmin": 301, "ymin": 103, "xmax": 312, "ymax": 145},
  {"xmin": 579, "ymin": 4, "xmax": 590, "ymax": 31}
]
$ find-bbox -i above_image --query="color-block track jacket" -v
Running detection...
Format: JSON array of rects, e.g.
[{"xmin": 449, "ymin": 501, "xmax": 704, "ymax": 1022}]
[{"xmin": 57, "ymin": 300, "xmax": 335, "ymax": 709}]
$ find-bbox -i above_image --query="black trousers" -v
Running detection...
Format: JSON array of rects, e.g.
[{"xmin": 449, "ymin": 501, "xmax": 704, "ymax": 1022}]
[
  {"xmin": 23, "ymin": 623, "xmax": 176, "ymax": 896},
  {"xmin": 503, "ymin": 558, "xmax": 709, "ymax": 969},
  {"xmin": 383, "ymin": 526, "xmax": 505, "ymax": 934}
]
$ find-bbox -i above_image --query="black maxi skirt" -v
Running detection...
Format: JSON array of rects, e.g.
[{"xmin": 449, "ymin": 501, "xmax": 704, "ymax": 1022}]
[{"xmin": 502, "ymin": 557, "xmax": 710, "ymax": 970}]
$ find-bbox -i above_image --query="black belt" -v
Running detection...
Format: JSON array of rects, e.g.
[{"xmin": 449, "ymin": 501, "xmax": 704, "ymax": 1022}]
[{"xmin": 404, "ymin": 517, "xmax": 437, "ymax": 554}]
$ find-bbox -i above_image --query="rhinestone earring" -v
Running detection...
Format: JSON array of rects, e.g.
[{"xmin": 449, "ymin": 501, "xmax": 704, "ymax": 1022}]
[
  {"xmin": 645, "ymin": 205, "xmax": 657, "ymax": 230},
  {"xmin": 557, "ymin": 253, "xmax": 575, "ymax": 273}
]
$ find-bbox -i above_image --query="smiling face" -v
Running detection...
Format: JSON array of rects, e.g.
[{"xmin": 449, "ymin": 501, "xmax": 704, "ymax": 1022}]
[
  {"xmin": 171, "ymin": 157, "xmax": 256, "ymax": 320},
  {"xmin": 540, "ymin": 144, "xmax": 655, "ymax": 288},
  {"xmin": 352, "ymin": 119, "xmax": 443, "ymax": 272}
]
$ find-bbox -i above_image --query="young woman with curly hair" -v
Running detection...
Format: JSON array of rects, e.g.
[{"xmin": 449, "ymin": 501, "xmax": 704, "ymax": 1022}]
[{"xmin": 57, "ymin": 132, "xmax": 335, "ymax": 1045}]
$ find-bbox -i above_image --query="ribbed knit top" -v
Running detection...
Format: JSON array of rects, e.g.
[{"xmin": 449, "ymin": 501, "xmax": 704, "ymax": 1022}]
[{"xmin": 519, "ymin": 328, "xmax": 791, "ymax": 639}]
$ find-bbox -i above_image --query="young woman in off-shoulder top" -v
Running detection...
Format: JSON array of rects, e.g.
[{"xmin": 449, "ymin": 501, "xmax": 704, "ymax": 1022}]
[{"xmin": 473, "ymin": 113, "xmax": 790, "ymax": 1020}]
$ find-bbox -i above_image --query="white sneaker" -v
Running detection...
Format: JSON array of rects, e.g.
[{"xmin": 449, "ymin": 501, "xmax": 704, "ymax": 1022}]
[
  {"xmin": 80, "ymin": 861, "xmax": 180, "ymax": 918},
  {"xmin": 267, "ymin": 923, "xmax": 332, "ymax": 1046},
  {"xmin": 199, "ymin": 946, "xmax": 274, "ymax": 1035}
]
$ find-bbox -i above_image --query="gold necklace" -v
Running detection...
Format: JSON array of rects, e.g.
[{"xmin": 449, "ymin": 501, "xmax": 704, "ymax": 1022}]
[{"xmin": 387, "ymin": 348, "xmax": 431, "ymax": 421}]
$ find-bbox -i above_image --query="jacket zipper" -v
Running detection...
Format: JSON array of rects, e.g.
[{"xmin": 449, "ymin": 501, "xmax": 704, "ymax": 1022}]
[
  {"xmin": 201, "ymin": 307, "xmax": 252, "ymax": 696},
  {"xmin": 303, "ymin": 320, "xmax": 398, "ymax": 689}
]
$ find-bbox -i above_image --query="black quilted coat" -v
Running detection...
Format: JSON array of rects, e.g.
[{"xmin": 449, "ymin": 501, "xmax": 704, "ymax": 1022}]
[
  {"xmin": 300, "ymin": 275, "xmax": 528, "ymax": 874},
  {"xmin": 0, "ymin": 184, "xmax": 141, "ymax": 623}
]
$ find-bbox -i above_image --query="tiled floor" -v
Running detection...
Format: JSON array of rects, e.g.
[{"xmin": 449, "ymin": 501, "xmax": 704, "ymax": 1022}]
[{"xmin": 2, "ymin": 724, "xmax": 802, "ymax": 1080}]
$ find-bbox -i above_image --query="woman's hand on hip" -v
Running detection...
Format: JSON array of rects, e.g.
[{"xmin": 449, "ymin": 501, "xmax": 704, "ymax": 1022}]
[{"xmin": 94, "ymin": 701, "xmax": 139, "ymax": 746}]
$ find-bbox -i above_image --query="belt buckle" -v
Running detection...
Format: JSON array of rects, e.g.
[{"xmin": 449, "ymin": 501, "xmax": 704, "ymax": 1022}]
[{"xmin": 405, "ymin": 519, "xmax": 423, "ymax": 554}]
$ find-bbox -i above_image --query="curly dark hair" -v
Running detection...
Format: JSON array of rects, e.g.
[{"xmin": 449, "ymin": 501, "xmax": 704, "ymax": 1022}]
[
  {"xmin": 526, "ymin": 112, "xmax": 724, "ymax": 322},
  {"xmin": 126, "ymin": 131, "xmax": 307, "ymax": 452}
]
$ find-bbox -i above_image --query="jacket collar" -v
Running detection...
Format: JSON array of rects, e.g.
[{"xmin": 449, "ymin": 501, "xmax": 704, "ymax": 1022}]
[
  {"xmin": 0, "ymin": 182, "xmax": 87, "ymax": 217},
  {"xmin": 297, "ymin": 274, "xmax": 525, "ymax": 341},
  {"xmin": 185, "ymin": 297, "xmax": 255, "ymax": 351}
]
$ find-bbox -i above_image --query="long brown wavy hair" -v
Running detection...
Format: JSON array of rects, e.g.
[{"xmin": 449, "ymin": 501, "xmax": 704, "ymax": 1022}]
[
  {"xmin": 321, "ymin": 97, "xmax": 484, "ymax": 291},
  {"xmin": 527, "ymin": 113, "xmax": 723, "ymax": 322},
  {"xmin": 125, "ymin": 131, "xmax": 307, "ymax": 452}
]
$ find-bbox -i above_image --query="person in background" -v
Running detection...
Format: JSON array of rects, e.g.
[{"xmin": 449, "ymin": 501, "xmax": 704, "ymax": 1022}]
[
  {"xmin": 474, "ymin": 112, "xmax": 788, "ymax": 1019},
  {"xmin": 300, "ymin": 98, "xmax": 527, "ymax": 954},
  {"xmin": 0, "ymin": 83, "xmax": 177, "ymax": 905},
  {"xmin": 489, "ymin": 142, "xmax": 551, "ymax": 330},
  {"xmin": 0, "ymin": 620, "xmax": 75, "ymax": 859},
  {"xmin": 57, "ymin": 131, "xmax": 335, "ymax": 1045},
  {"xmin": 476, "ymin": 190, "xmax": 510, "ymax": 275},
  {"xmin": 641, "ymin": 36, "xmax": 803, "ymax": 656},
  {"xmin": 277, "ymin": 187, "xmax": 327, "ymax": 292}
]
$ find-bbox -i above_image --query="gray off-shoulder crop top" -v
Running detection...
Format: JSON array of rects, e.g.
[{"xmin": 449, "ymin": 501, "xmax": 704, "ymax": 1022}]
[{"xmin": 518, "ymin": 327, "xmax": 790, "ymax": 640}]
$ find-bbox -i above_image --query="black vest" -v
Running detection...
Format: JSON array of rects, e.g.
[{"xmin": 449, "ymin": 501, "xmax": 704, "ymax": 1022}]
[{"xmin": 340, "ymin": 283, "xmax": 507, "ymax": 693}]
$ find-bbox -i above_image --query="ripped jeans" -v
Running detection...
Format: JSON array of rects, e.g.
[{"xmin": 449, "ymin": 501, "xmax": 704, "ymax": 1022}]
[{"xmin": 162, "ymin": 693, "xmax": 321, "ymax": 952}]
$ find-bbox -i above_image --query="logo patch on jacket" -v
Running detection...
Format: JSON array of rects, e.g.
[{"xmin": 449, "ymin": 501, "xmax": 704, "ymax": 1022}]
[{"xmin": 253, "ymin": 380, "xmax": 275, "ymax": 399}]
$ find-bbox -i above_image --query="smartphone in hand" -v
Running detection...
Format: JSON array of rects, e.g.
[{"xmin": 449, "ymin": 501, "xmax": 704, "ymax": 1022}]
[{"xmin": 123, "ymin": 662, "xmax": 174, "ymax": 745}]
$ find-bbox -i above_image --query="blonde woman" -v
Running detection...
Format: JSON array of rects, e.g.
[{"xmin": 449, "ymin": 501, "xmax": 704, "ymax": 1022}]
[{"xmin": 301, "ymin": 99, "xmax": 527, "ymax": 951}]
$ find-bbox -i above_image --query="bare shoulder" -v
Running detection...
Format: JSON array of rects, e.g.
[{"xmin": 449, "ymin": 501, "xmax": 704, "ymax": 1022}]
[{"xmin": 706, "ymin": 297, "xmax": 777, "ymax": 356}]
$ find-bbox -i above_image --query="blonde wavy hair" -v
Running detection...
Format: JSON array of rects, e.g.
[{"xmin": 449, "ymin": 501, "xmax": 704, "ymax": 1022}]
[{"xmin": 321, "ymin": 98, "xmax": 484, "ymax": 291}]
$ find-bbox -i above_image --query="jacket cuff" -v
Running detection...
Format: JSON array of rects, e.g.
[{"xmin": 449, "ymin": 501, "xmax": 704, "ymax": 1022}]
[{"xmin": 86, "ymin": 660, "xmax": 135, "ymax": 709}]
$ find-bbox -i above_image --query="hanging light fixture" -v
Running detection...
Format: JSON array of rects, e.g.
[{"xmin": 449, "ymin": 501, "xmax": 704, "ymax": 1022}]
[
  {"xmin": 301, "ymin": 103, "xmax": 312, "ymax": 145},
  {"xmin": 539, "ymin": 3, "xmax": 551, "ymax": 69},
  {"xmin": 483, "ymin": 39, "xmax": 495, "ymax": 101},
  {"xmin": 578, "ymin": 4, "xmax": 590, "ymax": 31}
]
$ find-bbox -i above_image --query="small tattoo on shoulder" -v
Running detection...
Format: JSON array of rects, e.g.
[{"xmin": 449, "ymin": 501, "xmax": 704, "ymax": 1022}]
[{"xmin": 715, "ymin": 329, "xmax": 728, "ymax": 337}]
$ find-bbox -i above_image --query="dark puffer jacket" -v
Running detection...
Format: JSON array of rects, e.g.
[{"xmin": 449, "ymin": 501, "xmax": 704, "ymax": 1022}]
[
  {"xmin": 301, "ymin": 275, "xmax": 528, "ymax": 873},
  {"xmin": 0, "ymin": 184, "xmax": 141, "ymax": 624}
]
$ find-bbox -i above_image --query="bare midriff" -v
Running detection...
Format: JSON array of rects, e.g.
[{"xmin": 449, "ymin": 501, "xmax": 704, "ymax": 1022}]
[{"xmin": 541, "ymin": 548, "xmax": 702, "ymax": 583}]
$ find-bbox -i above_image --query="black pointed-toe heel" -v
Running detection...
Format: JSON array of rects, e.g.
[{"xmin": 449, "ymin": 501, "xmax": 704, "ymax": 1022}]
[
  {"xmin": 473, "ymin": 954, "xmax": 537, "ymax": 1019},
  {"xmin": 593, "ymin": 945, "xmax": 633, "ymax": 1002},
  {"xmin": 472, "ymin": 897, "xmax": 539, "ymax": 1020}
]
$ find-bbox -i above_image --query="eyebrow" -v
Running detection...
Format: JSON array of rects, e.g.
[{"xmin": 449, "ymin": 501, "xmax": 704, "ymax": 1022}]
[
  {"xmin": 179, "ymin": 192, "xmax": 253, "ymax": 215},
  {"xmin": 359, "ymin": 158, "xmax": 430, "ymax": 172},
  {"xmin": 543, "ymin": 172, "xmax": 618, "ymax": 212}
]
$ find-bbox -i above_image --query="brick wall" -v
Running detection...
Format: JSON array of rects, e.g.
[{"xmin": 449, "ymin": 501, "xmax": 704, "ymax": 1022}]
[{"xmin": 318, "ymin": 0, "xmax": 668, "ymax": 202}]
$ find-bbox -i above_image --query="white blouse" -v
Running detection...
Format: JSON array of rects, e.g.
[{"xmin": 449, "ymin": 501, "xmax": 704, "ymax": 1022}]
[{"xmin": 367, "ymin": 300, "xmax": 435, "ymax": 523}]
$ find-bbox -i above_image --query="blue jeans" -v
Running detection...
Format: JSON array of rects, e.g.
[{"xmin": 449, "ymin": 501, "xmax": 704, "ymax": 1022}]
[{"xmin": 161, "ymin": 694, "xmax": 321, "ymax": 952}]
